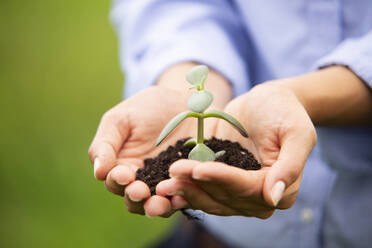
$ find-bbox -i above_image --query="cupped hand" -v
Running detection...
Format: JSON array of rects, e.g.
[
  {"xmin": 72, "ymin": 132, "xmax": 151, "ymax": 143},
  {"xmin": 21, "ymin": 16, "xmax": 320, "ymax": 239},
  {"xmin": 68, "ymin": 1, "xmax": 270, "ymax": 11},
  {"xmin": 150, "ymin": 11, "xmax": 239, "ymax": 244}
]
[
  {"xmin": 157, "ymin": 82, "xmax": 317, "ymax": 218},
  {"xmin": 88, "ymin": 86, "xmax": 217, "ymax": 217}
]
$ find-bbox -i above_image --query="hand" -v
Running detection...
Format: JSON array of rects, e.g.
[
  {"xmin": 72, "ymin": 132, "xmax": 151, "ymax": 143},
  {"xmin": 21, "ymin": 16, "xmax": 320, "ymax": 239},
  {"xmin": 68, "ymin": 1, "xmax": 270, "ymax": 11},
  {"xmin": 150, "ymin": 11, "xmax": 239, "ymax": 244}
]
[
  {"xmin": 157, "ymin": 82, "xmax": 317, "ymax": 218},
  {"xmin": 88, "ymin": 63, "xmax": 232, "ymax": 217},
  {"xmin": 88, "ymin": 86, "xmax": 216, "ymax": 217}
]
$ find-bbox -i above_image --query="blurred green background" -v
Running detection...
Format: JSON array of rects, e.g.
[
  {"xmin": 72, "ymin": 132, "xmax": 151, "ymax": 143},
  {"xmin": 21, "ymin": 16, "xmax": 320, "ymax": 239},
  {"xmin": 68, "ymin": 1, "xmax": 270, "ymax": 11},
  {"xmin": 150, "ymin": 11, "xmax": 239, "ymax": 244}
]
[{"xmin": 0, "ymin": 0, "xmax": 174, "ymax": 247}]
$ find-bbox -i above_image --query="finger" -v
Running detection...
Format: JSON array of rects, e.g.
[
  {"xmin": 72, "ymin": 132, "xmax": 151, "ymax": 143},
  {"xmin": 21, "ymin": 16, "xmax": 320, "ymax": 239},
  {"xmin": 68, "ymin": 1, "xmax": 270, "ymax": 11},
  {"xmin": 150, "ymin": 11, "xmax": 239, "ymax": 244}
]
[
  {"xmin": 263, "ymin": 130, "xmax": 316, "ymax": 207},
  {"xmin": 117, "ymin": 158, "xmax": 143, "ymax": 171},
  {"xmin": 156, "ymin": 177, "xmax": 191, "ymax": 210},
  {"xmin": 124, "ymin": 180, "xmax": 151, "ymax": 215},
  {"xmin": 168, "ymin": 159, "xmax": 200, "ymax": 179},
  {"xmin": 253, "ymin": 210, "xmax": 275, "ymax": 220},
  {"xmin": 191, "ymin": 162, "xmax": 265, "ymax": 199},
  {"xmin": 160, "ymin": 173, "xmax": 271, "ymax": 213},
  {"xmin": 105, "ymin": 165, "xmax": 136, "ymax": 196},
  {"xmin": 124, "ymin": 194, "xmax": 145, "ymax": 215},
  {"xmin": 170, "ymin": 195, "xmax": 190, "ymax": 210},
  {"xmin": 144, "ymin": 195, "xmax": 173, "ymax": 218},
  {"xmin": 88, "ymin": 110, "xmax": 130, "ymax": 180},
  {"xmin": 125, "ymin": 180, "xmax": 151, "ymax": 202},
  {"xmin": 156, "ymin": 178, "xmax": 237, "ymax": 216}
]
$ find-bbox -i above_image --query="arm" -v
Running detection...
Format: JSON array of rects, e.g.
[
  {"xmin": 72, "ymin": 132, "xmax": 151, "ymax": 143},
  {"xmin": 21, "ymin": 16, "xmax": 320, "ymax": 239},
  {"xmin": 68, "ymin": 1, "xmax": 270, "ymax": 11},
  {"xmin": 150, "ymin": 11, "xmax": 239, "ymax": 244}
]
[
  {"xmin": 158, "ymin": 32, "xmax": 372, "ymax": 218},
  {"xmin": 110, "ymin": 0, "xmax": 249, "ymax": 98},
  {"xmin": 278, "ymin": 67, "xmax": 372, "ymax": 126},
  {"xmin": 159, "ymin": 65, "xmax": 372, "ymax": 218},
  {"xmin": 293, "ymin": 30, "xmax": 372, "ymax": 125},
  {"xmin": 92, "ymin": 0, "xmax": 247, "ymax": 217}
]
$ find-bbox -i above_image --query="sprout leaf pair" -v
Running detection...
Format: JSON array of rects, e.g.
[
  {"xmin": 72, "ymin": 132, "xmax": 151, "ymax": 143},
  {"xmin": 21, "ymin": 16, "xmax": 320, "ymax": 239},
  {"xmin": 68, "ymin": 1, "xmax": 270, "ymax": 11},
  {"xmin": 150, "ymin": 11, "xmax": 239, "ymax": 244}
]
[{"xmin": 155, "ymin": 65, "xmax": 248, "ymax": 162}]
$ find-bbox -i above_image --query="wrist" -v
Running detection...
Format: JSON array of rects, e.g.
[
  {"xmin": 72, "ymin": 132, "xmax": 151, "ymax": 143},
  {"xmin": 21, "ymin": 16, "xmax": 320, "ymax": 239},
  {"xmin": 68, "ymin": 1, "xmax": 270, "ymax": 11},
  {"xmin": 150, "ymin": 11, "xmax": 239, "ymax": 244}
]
[{"xmin": 267, "ymin": 78, "xmax": 312, "ymax": 119}]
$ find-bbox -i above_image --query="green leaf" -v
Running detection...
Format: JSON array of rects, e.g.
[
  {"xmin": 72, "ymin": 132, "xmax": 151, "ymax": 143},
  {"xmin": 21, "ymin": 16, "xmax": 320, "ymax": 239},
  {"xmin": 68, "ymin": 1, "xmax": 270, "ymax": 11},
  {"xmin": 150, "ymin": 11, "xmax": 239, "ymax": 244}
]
[
  {"xmin": 215, "ymin": 150, "xmax": 226, "ymax": 159},
  {"xmin": 184, "ymin": 138, "xmax": 197, "ymax": 148},
  {"xmin": 155, "ymin": 111, "xmax": 201, "ymax": 146},
  {"xmin": 187, "ymin": 90, "xmax": 213, "ymax": 113},
  {"xmin": 203, "ymin": 110, "xmax": 248, "ymax": 137},
  {"xmin": 186, "ymin": 65, "xmax": 209, "ymax": 90},
  {"xmin": 188, "ymin": 144, "xmax": 216, "ymax": 162}
]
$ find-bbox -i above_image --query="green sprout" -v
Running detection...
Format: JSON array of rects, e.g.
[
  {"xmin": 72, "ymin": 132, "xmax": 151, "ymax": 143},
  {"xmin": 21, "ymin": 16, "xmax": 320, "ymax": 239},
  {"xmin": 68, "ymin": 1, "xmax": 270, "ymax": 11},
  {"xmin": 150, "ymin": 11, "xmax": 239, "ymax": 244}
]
[{"xmin": 155, "ymin": 65, "xmax": 248, "ymax": 162}]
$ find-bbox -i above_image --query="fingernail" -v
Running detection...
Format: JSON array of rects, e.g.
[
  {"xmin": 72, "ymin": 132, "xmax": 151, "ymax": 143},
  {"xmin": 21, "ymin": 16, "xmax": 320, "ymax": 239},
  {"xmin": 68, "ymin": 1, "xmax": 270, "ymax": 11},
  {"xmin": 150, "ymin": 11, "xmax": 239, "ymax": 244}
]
[
  {"xmin": 94, "ymin": 158, "xmax": 100, "ymax": 178},
  {"xmin": 167, "ymin": 191, "xmax": 184, "ymax": 196},
  {"xmin": 169, "ymin": 173, "xmax": 190, "ymax": 180},
  {"xmin": 271, "ymin": 181, "xmax": 286, "ymax": 206},
  {"xmin": 174, "ymin": 207, "xmax": 186, "ymax": 210},
  {"xmin": 128, "ymin": 194, "xmax": 142, "ymax": 202},
  {"xmin": 173, "ymin": 201, "xmax": 188, "ymax": 210},
  {"xmin": 113, "ymin": 170, "xmax": 130, "ymax": 186},
  {"xmin": 174, "ymin": 205, "xmax": 188, "ymax": 210},
  {"xmin": 116, "ymin": 179, "xmax": 129, "ymax": 186},
  {"xmin": 145, "ymin": 212, "xmax": 155, "ymax": 219},
  {"xmin": 192, "ymin": 174, "xmax": 210, "ymax": 181}
]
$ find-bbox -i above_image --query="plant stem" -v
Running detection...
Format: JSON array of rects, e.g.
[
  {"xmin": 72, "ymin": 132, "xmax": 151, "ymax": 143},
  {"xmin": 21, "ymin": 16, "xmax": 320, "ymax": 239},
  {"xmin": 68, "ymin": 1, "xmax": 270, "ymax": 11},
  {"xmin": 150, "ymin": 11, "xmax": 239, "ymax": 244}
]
[{"xmin": 197, "ymin": 116, "xmax": 204, "ymax": 144}]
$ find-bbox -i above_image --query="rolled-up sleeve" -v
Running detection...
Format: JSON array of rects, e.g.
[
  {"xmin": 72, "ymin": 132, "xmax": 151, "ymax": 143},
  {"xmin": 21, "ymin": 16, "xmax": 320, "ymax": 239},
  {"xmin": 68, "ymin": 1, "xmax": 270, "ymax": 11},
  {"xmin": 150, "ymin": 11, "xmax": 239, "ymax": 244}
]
[
  {"xmin": 314, "ymin": 30, "xmax": 372, "ymax": 89},
  {"xmin": 110, "ymin": 0, "xmax": 250, "ymax": 98}
]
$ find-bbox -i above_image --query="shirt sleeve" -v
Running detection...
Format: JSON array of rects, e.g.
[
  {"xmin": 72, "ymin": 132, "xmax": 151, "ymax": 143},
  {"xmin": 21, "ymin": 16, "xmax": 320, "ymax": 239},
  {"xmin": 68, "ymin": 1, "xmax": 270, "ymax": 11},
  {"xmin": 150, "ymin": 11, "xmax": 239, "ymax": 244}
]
[
  {"xmin": 314, "ymin": 30, "xmax": 372, "ymax": 89},
  {"xmin": 110, "ymin": 0, "xmax": 250, "ymax": 98}
]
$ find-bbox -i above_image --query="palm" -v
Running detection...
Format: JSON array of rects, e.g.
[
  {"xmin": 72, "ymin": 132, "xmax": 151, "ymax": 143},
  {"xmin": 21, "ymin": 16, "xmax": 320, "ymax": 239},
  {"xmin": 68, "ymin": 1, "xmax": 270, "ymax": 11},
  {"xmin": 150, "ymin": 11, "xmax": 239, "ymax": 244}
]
[
  {"xmin": 216, "ymin": 93, "xmax": 282, "ymax": 167},
  {"xmin": 211, "ymin": 85, "xmax": 315, "ymax": 209},
  {"xmin": 160, "ymin": 86, "xmax": 315, "ymax": 218},
  {"xmin": 112, "ymin": 87, "xmax": 217, "ymax": 169}
]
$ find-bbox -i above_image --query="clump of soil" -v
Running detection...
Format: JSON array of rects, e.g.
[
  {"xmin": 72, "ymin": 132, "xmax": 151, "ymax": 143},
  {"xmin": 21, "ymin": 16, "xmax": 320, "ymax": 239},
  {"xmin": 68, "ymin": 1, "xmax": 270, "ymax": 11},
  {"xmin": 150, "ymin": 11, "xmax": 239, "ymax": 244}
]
[{"xmin": 136, "ymin": 137, "xmax": 261, "ymax": 195}]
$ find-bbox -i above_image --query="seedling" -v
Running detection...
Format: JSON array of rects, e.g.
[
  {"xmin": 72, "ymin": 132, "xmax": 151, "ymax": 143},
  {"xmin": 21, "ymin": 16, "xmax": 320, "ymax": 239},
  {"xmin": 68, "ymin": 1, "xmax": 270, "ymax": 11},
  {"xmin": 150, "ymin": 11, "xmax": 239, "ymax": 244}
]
[{"xmin": 155, "ymin": 65, "xmax": 248, "ymax": 162}]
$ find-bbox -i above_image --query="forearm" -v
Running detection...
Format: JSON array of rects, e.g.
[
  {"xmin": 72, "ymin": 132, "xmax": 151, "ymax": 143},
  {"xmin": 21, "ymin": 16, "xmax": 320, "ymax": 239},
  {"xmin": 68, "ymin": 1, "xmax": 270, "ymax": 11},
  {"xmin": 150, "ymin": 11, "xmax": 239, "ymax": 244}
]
[
  {"xmin": 156, "ymin": 62, "xmax": 233, "ymax": 109},
  {"xmin": 277, "ymin": 66, "xmax": 372, "ymax": 126}
]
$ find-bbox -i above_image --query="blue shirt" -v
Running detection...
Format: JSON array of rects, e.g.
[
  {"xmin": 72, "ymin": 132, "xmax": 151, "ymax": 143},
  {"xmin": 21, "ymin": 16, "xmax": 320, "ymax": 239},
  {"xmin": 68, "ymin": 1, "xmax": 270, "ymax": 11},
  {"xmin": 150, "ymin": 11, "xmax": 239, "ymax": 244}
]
[{"xmin": 111, "ymin": 1, "xmax": 372, "ymax": 247}]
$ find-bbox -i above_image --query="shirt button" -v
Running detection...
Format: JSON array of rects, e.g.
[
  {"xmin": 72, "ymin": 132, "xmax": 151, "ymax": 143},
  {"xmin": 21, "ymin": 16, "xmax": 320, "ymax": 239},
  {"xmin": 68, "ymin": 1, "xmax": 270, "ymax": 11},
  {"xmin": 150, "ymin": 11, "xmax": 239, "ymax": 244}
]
[{"xmin": 300, "ymin": 207, "xmax": 314, "ymax": 224}]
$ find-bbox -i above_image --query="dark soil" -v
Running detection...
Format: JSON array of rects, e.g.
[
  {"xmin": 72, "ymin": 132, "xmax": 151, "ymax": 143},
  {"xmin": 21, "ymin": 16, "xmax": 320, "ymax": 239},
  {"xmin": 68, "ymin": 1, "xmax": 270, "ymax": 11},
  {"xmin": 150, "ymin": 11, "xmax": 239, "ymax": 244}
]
[{"xmin": 136, "ymin": 137, "xmax": 261, "ymax": 195}]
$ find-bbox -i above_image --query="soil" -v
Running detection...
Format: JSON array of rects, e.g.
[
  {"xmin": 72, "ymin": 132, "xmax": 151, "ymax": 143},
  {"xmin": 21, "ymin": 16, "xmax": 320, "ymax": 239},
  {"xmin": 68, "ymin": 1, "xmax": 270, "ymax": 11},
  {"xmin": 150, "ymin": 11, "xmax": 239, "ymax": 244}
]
[{"xmin": 136, "ymin": 137, "xmax": 261, "ymax": 195}]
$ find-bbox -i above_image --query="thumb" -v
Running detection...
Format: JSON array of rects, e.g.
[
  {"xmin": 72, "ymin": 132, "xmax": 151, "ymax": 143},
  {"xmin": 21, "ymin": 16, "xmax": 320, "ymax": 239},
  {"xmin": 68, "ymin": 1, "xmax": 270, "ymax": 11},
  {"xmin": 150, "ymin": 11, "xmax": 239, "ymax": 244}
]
[
  {"xmin": 88, "ymin": 111, "xmax": 130, "ymax": 180},
  {"xmin": 263, "ymin": 133, "xmax": 316, "ymax": 208}
]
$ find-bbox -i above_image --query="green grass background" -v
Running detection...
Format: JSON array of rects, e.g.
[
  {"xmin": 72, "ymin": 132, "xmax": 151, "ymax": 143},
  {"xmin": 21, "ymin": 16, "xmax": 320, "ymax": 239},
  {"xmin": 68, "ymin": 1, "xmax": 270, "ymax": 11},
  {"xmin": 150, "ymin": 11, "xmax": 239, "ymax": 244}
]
[{"xmin": 0, "ymin": 0, "xmax": 174, "ymax": 247}]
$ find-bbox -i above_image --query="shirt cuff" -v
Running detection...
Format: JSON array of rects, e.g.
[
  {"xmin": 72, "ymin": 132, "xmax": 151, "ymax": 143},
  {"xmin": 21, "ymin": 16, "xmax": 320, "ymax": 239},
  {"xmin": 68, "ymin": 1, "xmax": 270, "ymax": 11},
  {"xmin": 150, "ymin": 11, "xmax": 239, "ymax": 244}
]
[{"xmin": 313, "ymin": 30, "xmax": 372, "ymax": 89}]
